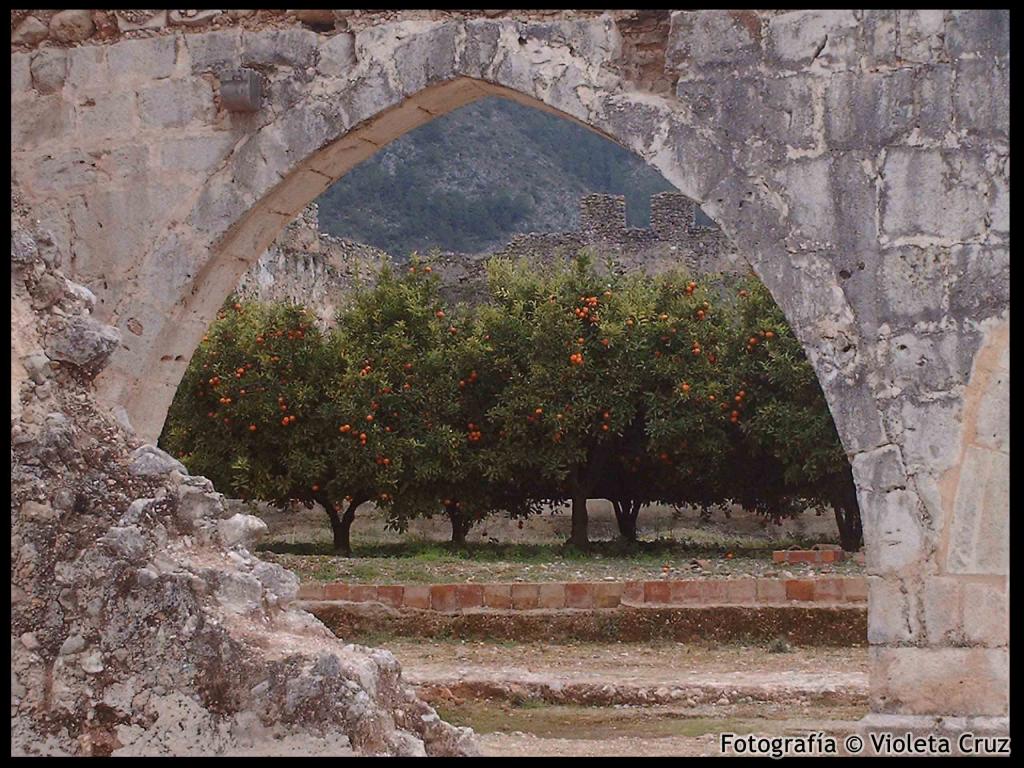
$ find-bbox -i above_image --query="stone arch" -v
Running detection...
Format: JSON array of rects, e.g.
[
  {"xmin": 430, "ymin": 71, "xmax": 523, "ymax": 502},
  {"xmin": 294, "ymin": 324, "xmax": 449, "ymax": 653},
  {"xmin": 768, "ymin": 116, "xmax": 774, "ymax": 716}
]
[{"xmin": 11, "ymin": 10, "xmax": 1008, "ymax": 735}]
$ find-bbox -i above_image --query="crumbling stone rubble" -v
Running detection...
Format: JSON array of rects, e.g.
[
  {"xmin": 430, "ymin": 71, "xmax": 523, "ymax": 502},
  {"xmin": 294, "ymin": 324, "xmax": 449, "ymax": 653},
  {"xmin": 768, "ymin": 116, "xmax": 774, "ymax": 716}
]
[{"xmin": 10, "ymin": 190, "xmax": 477, "ymax": 756}]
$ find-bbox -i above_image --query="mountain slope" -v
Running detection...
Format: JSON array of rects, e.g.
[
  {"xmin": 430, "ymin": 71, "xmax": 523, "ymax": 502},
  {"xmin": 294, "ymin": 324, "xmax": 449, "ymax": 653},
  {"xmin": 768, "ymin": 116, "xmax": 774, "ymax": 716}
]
[{"xmin": 316, "ymin": 96, "xmax": 676, "ymax": 257}]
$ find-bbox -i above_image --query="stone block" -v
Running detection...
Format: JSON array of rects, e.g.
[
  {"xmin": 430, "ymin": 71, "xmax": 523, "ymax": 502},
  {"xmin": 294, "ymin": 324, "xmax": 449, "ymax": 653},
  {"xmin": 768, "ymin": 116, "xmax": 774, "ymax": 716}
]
[
  {"xmin": 537, "ymin": 583, "xmax": 566, "ymax": 609},
  {"xmin": 429, "ymin": 584, "xmax": 458, "ymax": 612},
  {"xmin": 11, "ymin": 15, "xmax": 49, "ymax": 45},
  {"xmin": 880, "ymin": 148, "xmax": 991, "ymax": 242},
  {"xmin": 896, "ymin": 10, "xmax": 946, "ymax": 63},
  {"xmin": 643, "ymin": 581, "xmax": 671, "ymax": 604},
  {"xmin": 667, "ymin": 10, "xmax": 763, "ymax": 73},
  {"xmin": 949, "ymin": 245, "xmax": 1009, "ymax": 321},
  {"xmin": 812, "ymin": 578, "xmax": 843, "ymax": 603},
  {"xmin": 593, "ymin": 582, "xmax": 624, "ymax": 608},
  {"xmin": 877, "ymin": 245, "xmax": 954, "ymax": 325},
  {"xmin": 482, "ymin": 583, "xmax": 511, "ymax": 609},
  {"xmin": 701, "ymin": 580, "xmax": 730, "ymax": 603},
  {"xmin": 26, "ymin": 150, "xmax": 103, "ymax": 194},
  {"xmin": 455, "ymin": 584, "xmax": 483, "ymax": 610},
  {"xmin": 138, "ymin": 78, "xmax": 216, "ymax": 129},
  {"xmin": 188, "ymin": 28, "xmax": 243, "ymax": 73},
  {"xmin": 973, "ymin": 368, "xmax": 1008, "ymax": 454},
  {"xmin": 29, "ymin": 48, "xmax": 67, "ymax": 94},
  {"xmin": 349, "ymin": 584, "xmax": 377, "ymax": 603},
  {"xmin": 296, "ymin": 582, "xmax": 323, "ymax": 600},
  {"xmin": 511, "ymin": 583, "xmax": 539, "ymax": 610},
  {"xmin": 11, "ymin": 53, "xmax": 31, "ymax": 93},
  {"xmin": 944, "ymin": 10, "xmax": 1008, "ymax": 61},
  {"xmin": 241, "ymin": 27, "xmax": 320, "ymax": 70},
  {"xmin": 725, "ymin": 579, "xmax": 757, "ymax": 604},
  {"xmin": 953, "ymin": 57, "xmax": 1009, "ymax": 139},
  {"xmin": 317, "ymin": 32, "xmax": 356, "ymax": 77},
  {"xmin": 841, "ymin": 577, "xmax": 868, "ymax": 602},
  {"xmin": 50, "ymin": 9, "xmax": 95, "ymax": 43},
  {"xmin": 766, "ymin": 10, "xmax": 859, "ymax": 67},
  {"xmin": 65, "ymin": 45, "xmax": 108, "ymax": 91},
  {"xmin": 565, "ymin": 583, "xmax": 595, "ymax": 609},
  {"xmin": 621, "ymin": 581, "xmax": 644, "ymax": 604},
  {"xmin": 323, "ymin": 582, "xmax": 350, "ymax": 601},
  {"xmin": 403, "ymin": 585, "xmax": 430, "ymax": 610},
  {"xmin": 376, "ymin": 585, "xmax": 403, "ymax": 609},
  {"xmin": 859, "ymin": 488, "xmax": 927, "ymax": 575},
  {"xmin": 669, "ymin": 580, "xmax": 702, "ymax": 604},
  {"xmin": 921, "ymin": 576, "xmax": 963, "ymax": 644},
  {"xmin": 870, "ymin": 646, "xmax": 1008, "ymax": 717},
  {"xmin": 785, "ymin": 579, "xmax": 815, "ymax": 602},
  {"xmin": 946, "ymin": 446, "xmax": 1009, "ymax": 575},
  {"xmin": 867, "ymin": 577, "xmax": 918, "ymax": 644},
  {"xmin": 756, "ymin": 578, "xmax": 787, "ymax": 603},
  {"xmin": 158, "ymin": 134, "xmax": 238, "ymax": 174},
  {"xmin": 107, "ymin": 35, "xmax": 179, "ymax": 82},
  {"xmin": 75, "ymin": 91, "xmax": 137, "ymax": 142},
  {"xmin": 11, "ymin": 93, "xmax": 73, "ymax": 149},
  {"xmin": 824, "ymin": 69, "xmax": 918, "ymax": 149},
  {"xmin": 961, "ymin": 580, "xmax": 1008, "ymax": 646}
]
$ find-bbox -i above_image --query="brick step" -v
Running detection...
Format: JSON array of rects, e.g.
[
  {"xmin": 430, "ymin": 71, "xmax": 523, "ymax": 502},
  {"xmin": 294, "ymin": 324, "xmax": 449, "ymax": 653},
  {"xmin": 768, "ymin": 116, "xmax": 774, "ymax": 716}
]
[
  {"xmin": 305, "ymin": 601, "xmax": 868, "ymax": 646},
  {"xmin": 298, "ymin": 576, "xmax": 867, "ymax": 612}
]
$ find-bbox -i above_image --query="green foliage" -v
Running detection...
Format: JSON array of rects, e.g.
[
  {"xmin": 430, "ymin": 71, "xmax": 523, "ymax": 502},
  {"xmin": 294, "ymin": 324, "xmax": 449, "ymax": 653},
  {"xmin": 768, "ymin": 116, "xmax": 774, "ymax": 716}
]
[{"xmin": 161, "ymin": 252, "xmax": 861, "ymax": 551}]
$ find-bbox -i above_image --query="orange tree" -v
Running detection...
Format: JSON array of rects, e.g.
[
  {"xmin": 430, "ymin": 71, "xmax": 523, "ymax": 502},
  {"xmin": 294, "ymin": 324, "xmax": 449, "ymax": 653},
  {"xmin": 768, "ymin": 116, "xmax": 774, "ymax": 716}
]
[
  {"xmin": 335, "ymin": 261, "xmax": 539, "ymax": 545},
  {"xmin": 601, "ymin": 271, "xmax": 739, "ymax": 541},
  {"xmin": 477, "ymin": 254, "xmax": 670, "ymax": 548},
  {"xmin": 716, "ymin": 276, "xmax": 863, "ymax": 550},
  {"xmin": 160, "ymin": 297, "xmax": 406, "ymax": 555}
]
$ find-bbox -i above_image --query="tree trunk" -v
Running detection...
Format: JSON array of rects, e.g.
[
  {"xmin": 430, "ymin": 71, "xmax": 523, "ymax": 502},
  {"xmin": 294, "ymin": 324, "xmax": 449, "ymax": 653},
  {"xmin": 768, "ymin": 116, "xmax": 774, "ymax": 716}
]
[
  {"xmin": 323, "ymin": 496, "xmax": 362, "ymax": 557},
  {"xmin": 568, "ymin": 492, "xmax": 589, "ymax": 548},
  {"xmin": 446, "ymin": 504, "xmax": 471, "ymax": 545},
  {"xmin": 612, "ymin": 498, "xmax": 639, "ymax": 542},
  {"xmin": 831, "ymin": 473, "xmax": 864, "ymax": 552}
]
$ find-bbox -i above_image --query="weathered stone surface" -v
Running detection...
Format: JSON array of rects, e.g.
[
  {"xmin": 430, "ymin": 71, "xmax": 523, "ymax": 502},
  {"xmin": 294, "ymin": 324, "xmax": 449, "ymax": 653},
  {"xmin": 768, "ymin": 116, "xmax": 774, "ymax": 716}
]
[
  {"xmin": 317, "ymin": 32, "xmax": 356, "ymax": 77},
  {"xmin": 241, "ymin": 27, "xmax": 320, "ymax": 69},
  {"xmin": 667, "ymin": 10, "xmax": 762, "ymax": 73},
  {"xmin": 138, "ymin": 79, "xmax": 216, "ymax": 128},
  {"xmin": 29, "ymin": 49, "xmax": 67, "ymax": 95},
  {"xmin": 49, "ymin": 10, "xmax": 96, "ymax": 43},
  {"xmin": 8, "ymin": 8, "xmax": 1010, "ymax": 741},
  {"xmin": 11, "ymin": 16, "xmax": 50, "ymax": 46},
  {"xmin": 870, "ymin": 647, "xmax": 1008, "ymax": 716},
  {"xmin": 169, "ymin": 10, "xmax": 223, "ymax": 28},
  {"xmin": 107, "ymin": 36, "xmax": 179, "ymax": 82},
  {"xmin": 946, "ymin": 447, "xmax": 1009, "ymax": 575},
  {"xmin": 766, "ymin": 9, "xmax": 859, "ymax": 67},
  {"xmin": 218, "ymin": 513, "xmax": 269, "ymax": 548},
  {"xmin": 75, "ymin": 91, "xmax": 138, "ymax": 142},
  {"xmin": 10, "ymin": 93, "xmax": 73, "ymax": 149},
  {"xmin": 129, "ymin": 445, "xmax": 188, "ymax": 478},
  {"xmin": 44, "ymin": 316, "xmax": 121, "ymax": 373},
  {"xmin": 880, "ymin": 148, "xmax": 991, "ymax": 242}
]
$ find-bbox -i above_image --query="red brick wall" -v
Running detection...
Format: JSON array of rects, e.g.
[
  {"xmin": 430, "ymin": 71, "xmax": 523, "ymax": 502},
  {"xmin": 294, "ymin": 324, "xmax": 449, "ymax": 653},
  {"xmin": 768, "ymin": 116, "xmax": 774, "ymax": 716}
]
[{"xmin": 299, "ymin": 576, "xmax": 867, "ymax": 612}]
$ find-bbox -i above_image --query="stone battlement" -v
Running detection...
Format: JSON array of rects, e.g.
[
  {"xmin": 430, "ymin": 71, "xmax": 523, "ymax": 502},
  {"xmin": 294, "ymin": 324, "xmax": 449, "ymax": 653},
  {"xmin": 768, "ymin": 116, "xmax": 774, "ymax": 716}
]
[{"xmin": 237, "ymin": 192, "xmax": 742, "ymax": 319}]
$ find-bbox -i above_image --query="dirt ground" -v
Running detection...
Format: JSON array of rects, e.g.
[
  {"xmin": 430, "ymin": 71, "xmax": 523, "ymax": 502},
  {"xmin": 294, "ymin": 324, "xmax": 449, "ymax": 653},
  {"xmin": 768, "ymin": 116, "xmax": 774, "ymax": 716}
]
[
  {"xmin": 251, "ymin": 499, "xmax": 862, "ymax": 584},
  {"xmin": 250, "ymin": 498, "xmax": 844, "ymax": 548},
  {"xmin": 379, "ymin": 639, "xmax": 869, "ymax": 757}
]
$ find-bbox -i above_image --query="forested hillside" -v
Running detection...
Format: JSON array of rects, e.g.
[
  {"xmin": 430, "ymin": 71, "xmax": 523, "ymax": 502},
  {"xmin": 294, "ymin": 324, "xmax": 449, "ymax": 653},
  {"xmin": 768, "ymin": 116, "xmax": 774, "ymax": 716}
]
[{"xmin": 316, "ymin": 96, "xmax": 675, "ymax": 257}]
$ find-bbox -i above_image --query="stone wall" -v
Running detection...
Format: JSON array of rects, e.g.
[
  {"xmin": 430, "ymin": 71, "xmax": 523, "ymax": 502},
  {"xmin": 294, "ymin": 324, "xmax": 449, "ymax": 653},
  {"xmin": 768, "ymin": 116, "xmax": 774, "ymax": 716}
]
[
  {"xmin": 239, "ymin": 192, "xmax": 739, "ymax": 317},
  {"xmin": 10, "ymin": 194, "xmax": 476, "ymax": 756},
  {"xmin": 10, "ymin": 8, "xmax": 1010, "ymax": 742}
]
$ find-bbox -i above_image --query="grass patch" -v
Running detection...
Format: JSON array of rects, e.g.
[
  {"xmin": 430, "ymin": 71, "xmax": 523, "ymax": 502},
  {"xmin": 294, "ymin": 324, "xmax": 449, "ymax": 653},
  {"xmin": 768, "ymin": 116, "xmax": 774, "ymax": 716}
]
[
  {"xmin": 434, "ymin": 701, "xmax": 818, "ymax": 740},
  {"xmin": 256, "ymin": 536, "xmax": 802, "ymax": 563}
]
